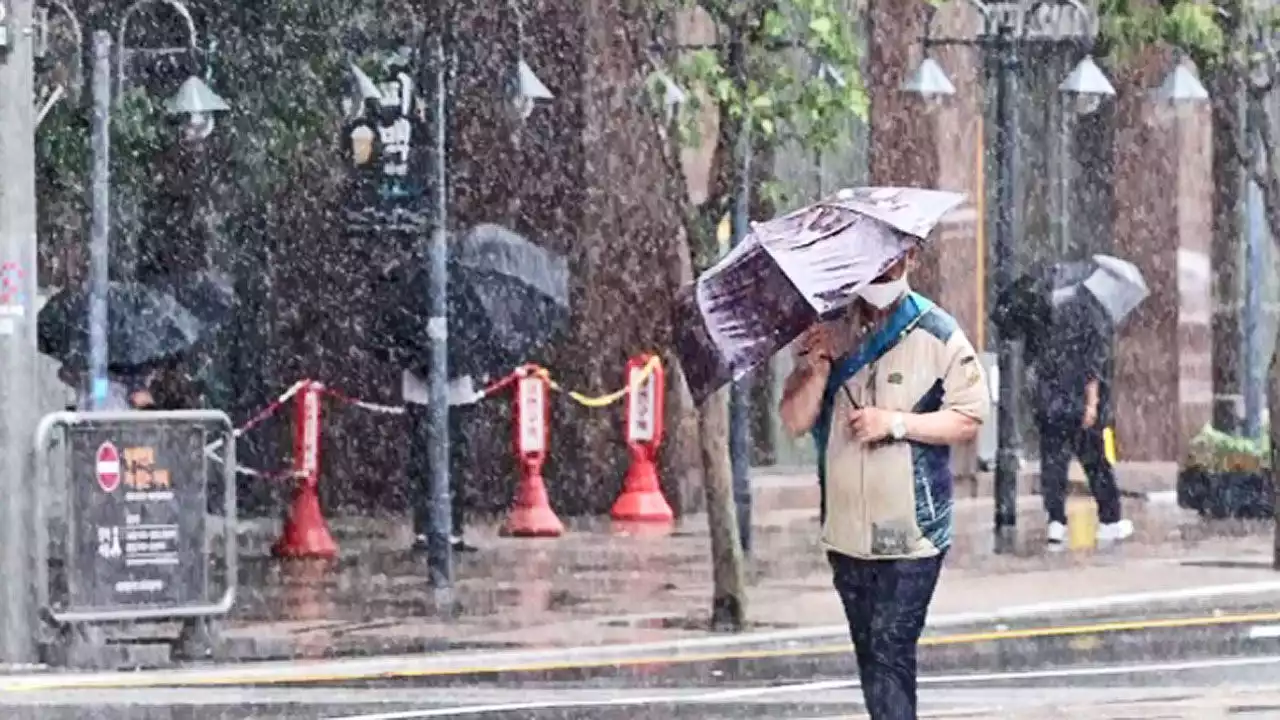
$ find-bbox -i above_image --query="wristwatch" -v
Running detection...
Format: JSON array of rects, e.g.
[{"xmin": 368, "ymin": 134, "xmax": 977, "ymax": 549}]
[{"xmin": 890, "ymin": 413, "xmax": 907, "ymax": 441}]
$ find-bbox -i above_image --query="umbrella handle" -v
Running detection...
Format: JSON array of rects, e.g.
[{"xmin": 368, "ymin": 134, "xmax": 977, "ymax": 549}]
[{"xmin": 841, "ymin": 384, "xmax": 860, "ymax": 410}]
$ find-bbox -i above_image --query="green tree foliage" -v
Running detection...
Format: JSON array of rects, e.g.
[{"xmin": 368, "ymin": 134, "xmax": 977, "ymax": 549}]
[
  {"xmin": 647, "ymin": 0, "xmax": 869, "ymax": 267},
  {"xmin": 1096, "ymin": 0, "xmax": 1224, "ymax": 58}
]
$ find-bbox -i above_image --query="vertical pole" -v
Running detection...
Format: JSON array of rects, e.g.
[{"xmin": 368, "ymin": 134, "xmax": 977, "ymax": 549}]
[
  {"xmin": 992, "ymin": 30, "xmax": 1021, "ymax": 553},
  {"xmin": 0, "ymin": 0, "xmax": 39, "ymax": 663},
  {"xmin": 1058, "ymin": 94, "xmax": 1073, "ymax": 257},
  {"xmin": 89, "ymin": 31, "xmax": 112, "ymax": 409},
  {"xmin": 425, "ymin": 28, "xmax": 454, "ymax": 592},
  {"xmin": 1244, "ymin": 152, "xmax": 1264, "ymax": 439},
  {"xmin": 729, "ymin": 116, "xmax": 753, "ymax": 555}
]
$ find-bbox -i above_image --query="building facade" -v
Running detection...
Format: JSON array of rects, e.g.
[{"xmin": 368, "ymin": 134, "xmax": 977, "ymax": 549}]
[{"xmin": 865, "ymin": 0, "xmax": 1213, "ymax": 462}]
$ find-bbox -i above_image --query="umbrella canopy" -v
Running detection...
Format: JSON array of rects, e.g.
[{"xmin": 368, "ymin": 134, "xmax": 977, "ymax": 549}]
[
  {"xmin": 38, "ymin": 282, "xmax": 205, "ymax": 371},
  {"xmin": 674, "ymin": 186, "xmax": 967, "ymax": 404},
  {"xmin": 1076, "ymin": 254, "xmax": 1150, "ymax": 325},
  {"xmin": 997, "ymin": 254, "xmax": 1149, "ymax": 367},
  {"xmin": 378, "ymin": 223, "xmax": 571, "ymax": 380},
  {"xmin": 148, "ymin": 269, "xmax": 237, "ymax": 327},
  {"xmin": 1043, "ymin": 255, "xmax": 1149, "ymax": 326}
]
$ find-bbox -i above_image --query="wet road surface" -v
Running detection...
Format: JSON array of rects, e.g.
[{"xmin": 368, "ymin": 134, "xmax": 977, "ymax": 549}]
[{"xmin": 6, "ymin": 654, "xmax": 1280, "ymax": 719}]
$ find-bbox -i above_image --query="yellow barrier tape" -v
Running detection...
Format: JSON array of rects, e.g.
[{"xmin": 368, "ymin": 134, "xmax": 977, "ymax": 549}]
[{"xmin": 539, "ymin": 355, "xmax": 662, "ymax": 409}]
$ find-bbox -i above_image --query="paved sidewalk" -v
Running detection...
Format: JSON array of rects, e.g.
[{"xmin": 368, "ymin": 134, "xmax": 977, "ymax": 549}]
[
  {"xmin": 755, "ymin": 460, "xmax": 1178, "ymax": 512},
  {"xmin": 212, "ymin": 493, "xmax": 1280, "ymax": 662}
]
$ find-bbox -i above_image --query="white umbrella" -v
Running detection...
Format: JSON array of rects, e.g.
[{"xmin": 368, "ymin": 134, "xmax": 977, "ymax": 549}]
[{"xmin": 1081, "ymin": 254, "xmax": 1150, "ymax": 325}]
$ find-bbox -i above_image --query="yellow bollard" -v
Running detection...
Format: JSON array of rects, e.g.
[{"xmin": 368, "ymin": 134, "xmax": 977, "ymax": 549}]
[{"xmin": 1067, "ymin": 495, "xmax": 1098, "ymax": 550}]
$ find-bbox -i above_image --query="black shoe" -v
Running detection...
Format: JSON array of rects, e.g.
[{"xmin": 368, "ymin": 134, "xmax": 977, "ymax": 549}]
[{"xmin": 452, "ymin": 537, "xmax": 480, "ymax": 553}]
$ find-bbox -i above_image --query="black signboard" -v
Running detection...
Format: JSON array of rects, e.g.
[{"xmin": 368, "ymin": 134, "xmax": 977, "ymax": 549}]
[
  {"xmin": 341, "ymin": 65, "xmax": 432, "ymax": 228},
  {"xmin": 66, "ymin": 422, "xmax": 208, "ymax": 611}
]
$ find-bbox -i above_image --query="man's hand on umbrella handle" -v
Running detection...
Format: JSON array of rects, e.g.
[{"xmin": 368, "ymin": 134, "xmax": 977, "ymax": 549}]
[
  {"xmin": 1082, "ymin": 403, "xmax": 1098, "ymax": 430},
  {"xmin": 797, "ymin": 326, "xmax": 835, "ymax": 368}
]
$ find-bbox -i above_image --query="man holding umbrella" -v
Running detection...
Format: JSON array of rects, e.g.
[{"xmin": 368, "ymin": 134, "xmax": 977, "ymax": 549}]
[
  {"xmin": 378, "ymin": 223, "xmax": 571, "ymax": 556},
  {"xmin": 675, "ymin": 187, "xmax": 979, "ymax": 719},
  {"xmin": 1032, "ymin": 256, "xmax": 1146, "ymax": 551},
  {"xmin": 780, "ymin": 246, "xmax": 988, "ymax": 720}
]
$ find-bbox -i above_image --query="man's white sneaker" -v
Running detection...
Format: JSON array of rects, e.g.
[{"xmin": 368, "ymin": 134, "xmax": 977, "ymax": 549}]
[
  {"xmin": 1047, "ymin": 521, "xmax": 1067, "ymax": 551},
  {"xmin": 1097, "ymin": 519, "xmax": 1134, "ymax": 544}
]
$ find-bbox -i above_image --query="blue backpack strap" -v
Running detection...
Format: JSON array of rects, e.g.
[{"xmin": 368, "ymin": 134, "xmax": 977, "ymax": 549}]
[{"xmin": 810, "ymin": 293, "xmax": 935, "ymax": 523}]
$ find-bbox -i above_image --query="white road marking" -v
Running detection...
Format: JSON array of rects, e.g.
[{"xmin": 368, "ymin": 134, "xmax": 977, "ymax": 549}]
[
  {"xmin": 1249, "ymin": 624, "xmax": 1280, "ymax": 639},
  {"xmin": 322, "ymin": 655, "xmax": 1280, "ymax": 720}
]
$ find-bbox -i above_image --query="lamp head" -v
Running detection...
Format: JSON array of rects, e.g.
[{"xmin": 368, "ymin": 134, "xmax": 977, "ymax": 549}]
[
  {"xmin": 511, "ymin": 58, "xmax": 553, "ymax": 122},
  {"xmin": 1059, "ymin": 56, "xmax": 1116, "ymax": 116},
  {"xmin": 167, "ymin": 76, "xmax": 230, "ymax": 144},
  {"xmin": 901, "ymin": 57, "xmax": 955, "ymax": 112}
]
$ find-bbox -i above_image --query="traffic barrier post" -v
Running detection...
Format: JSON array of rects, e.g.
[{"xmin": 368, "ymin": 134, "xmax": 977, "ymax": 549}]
[
  {"xmin": 501, "ymin": 368, "xmax": 564, "ymax": 537},
  {"xmin": 610, "ymin": 354, "xmax": 673, "ymax": 524},
  {"xmin": 273, "ymin": 381, "xmax": 338, "ymax": 559}
]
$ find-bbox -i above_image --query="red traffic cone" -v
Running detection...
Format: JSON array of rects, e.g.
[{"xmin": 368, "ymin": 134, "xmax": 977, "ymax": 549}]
[
  {"xmin": 501, "ymin": 457, "xmax": 565, "ymax": 537},
  {"xmin": 611, "ymin": 353, "xmax": 673, "ymax": 523},
  {"xmin": 611, "ymin": 445, "xmax": 674, "ymax": 523},
  {"xmin": 273, "ymin": 381, "xmax": 338, "ymax": 559},
  {"xmin": 274, "ymin": 480, "xmax": 339, "ymax": 558}
]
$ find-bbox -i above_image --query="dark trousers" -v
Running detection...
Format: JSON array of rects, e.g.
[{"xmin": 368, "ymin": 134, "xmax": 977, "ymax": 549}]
[
  {"xmin": 408, "ymin": 403, "xmax": 468, "ymax": 538},
  {"xmin": 829, "ymin": 551, "xmax": 946, "ymax": 720},
  {"xmin": 1038, "ymin": 418, "xmax": 1122, "ymax": 525}
]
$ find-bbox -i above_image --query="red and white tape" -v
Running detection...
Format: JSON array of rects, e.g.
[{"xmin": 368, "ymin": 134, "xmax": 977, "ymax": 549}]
[
  {"xmin": 203, "ymin": 369, "xmax": 539, "ymax": 480},
  {"xmin": 321, "ymin": 386, "xmax": 406, "ymax": 415}
]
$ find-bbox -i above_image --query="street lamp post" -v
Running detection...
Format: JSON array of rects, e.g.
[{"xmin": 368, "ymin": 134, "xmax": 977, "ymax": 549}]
[
  {"xmin": 901, "ymin": 0, "xmax": 1204, "ymax": 551},
  {"xmin": 54, "ymin": 0, "xmax": 231, "ymax": 408},
  {"xmin": 364, "ymin": 4, "xmax": 553, "ymax": 594}
]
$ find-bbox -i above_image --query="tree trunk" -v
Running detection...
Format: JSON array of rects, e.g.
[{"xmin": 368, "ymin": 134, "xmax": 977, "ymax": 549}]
[
  {"xmin": 1206, "ymin": 58, "xmax": 1246, "ymax": 432},
  {"xmin": 700, "ymin": 386, "xmax": 748, "ymax": 630},
  {"xmin": 661, "ymin": 225, "xmax": 706, "ymax": 514}
]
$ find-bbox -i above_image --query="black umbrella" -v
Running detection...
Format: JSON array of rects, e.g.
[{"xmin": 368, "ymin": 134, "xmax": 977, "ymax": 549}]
[
  {"xmin": 38, "ymin": 282, "xmax": 205, "ymax": 370},
  {"xmin": 993, "ymin": 267, "xmax": 1053, "ymax": 364},
  {"xmin": 378, "ymin": 224, "xmax": 571, "ymax": 380}
]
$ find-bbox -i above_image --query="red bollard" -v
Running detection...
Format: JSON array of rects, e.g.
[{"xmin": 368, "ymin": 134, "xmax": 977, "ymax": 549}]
[
  {"xmin": 273, "ymin": 381, "xmax": 339, "ymax": 559},
  {"xmin": 501, "ymin": 369, "xmax": 565, "ymax": 537},
  {"xmin": 611, "ymin": 354, "xmax": 674, "ymax": 523}
]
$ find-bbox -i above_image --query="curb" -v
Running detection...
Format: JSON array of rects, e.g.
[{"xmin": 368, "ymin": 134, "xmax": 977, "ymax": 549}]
[{"xmin": 4, "ymin": 580, "xmax": 1280, "ymax": 690}]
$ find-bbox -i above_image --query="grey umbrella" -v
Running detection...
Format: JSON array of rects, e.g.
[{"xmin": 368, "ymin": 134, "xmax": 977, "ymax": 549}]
[
  {"xmin": 376, "ymin": 223, "xmax": 571, "ymax": 380},
  {"xmin": 1051, "ymin": 254, "xmax": 1150, "ymax": 325},
  {"xmin": 674, "ymin": 186, "xmax": 967, "ymax": 403},
  {"xmin": 454, "ymin": 223, "xmax": 570, "ymax": 307}
]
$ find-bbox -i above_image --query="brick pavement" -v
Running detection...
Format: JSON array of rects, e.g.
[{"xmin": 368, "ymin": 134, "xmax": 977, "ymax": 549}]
[{"xmin": 215, "ymin": 493, "xmax": 1280, "ymax": 661}]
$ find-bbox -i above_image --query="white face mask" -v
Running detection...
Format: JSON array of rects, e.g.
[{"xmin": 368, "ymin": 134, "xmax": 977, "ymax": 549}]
[{"xmin": 857, "ymin": 276, "xmax": 909, "ymax": 309}]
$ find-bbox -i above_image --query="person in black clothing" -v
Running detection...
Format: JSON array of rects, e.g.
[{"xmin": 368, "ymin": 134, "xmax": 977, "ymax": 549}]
[
  {"xmin": 1032, "ymin": 290, "xmax": 1133, "ymax": 550},
  {"xmin": 404, "ymin": 368, "xmax": 480, "ymax": 554}
]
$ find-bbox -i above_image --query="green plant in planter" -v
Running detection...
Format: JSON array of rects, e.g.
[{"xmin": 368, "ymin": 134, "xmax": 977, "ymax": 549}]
[{"xmin": 1183, "ymin": 423, "xmax": 1272, "ymax": 474}]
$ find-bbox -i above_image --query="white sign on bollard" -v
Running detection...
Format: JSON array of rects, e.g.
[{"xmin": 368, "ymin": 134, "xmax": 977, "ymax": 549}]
[
  {"xmin": 627, "ymin": 367, "xmax": 657, "ymax": 444},
  {"xmin": 302, "ymin": 384, "xmax": 321, "ymax": 475},
  {"xmin": 518, "ymin": 376, "xmax": 546, "ymax": 455}
]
